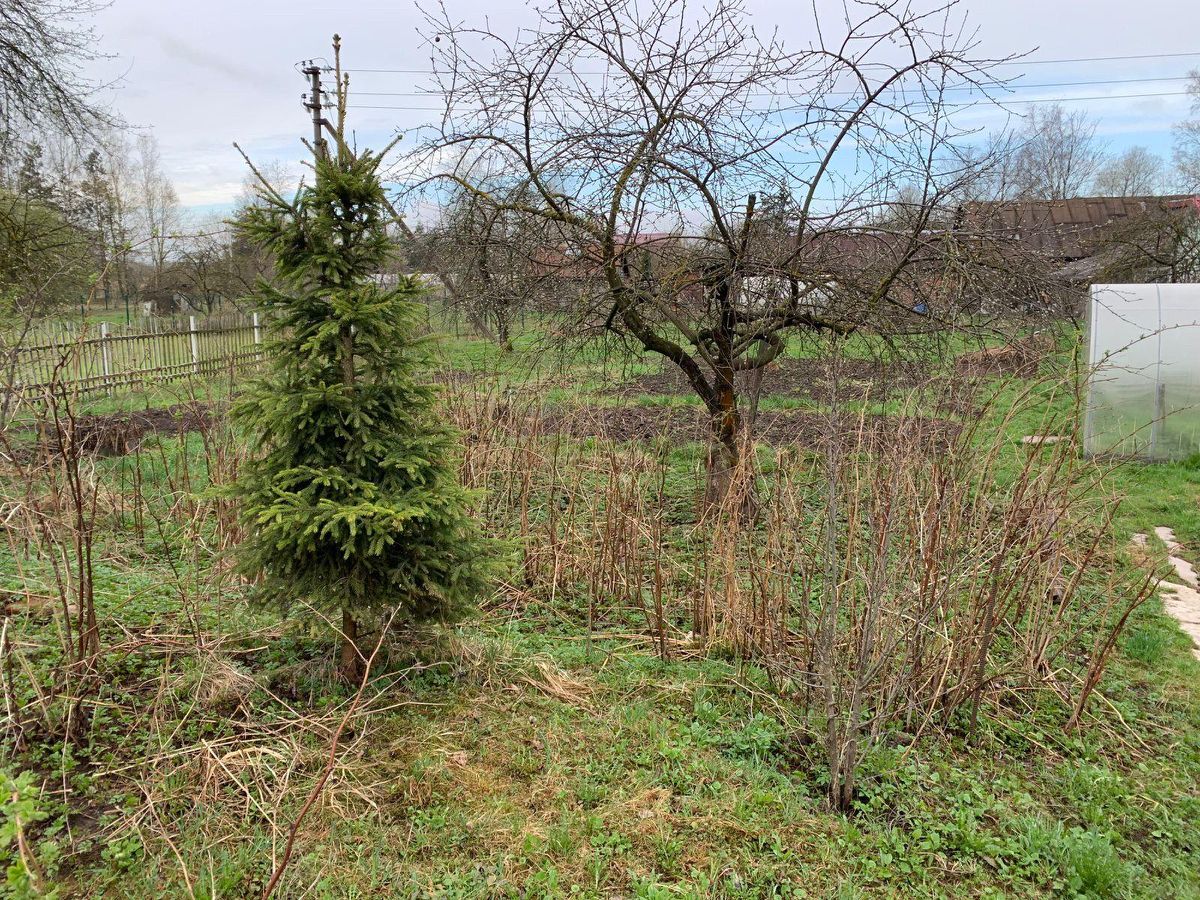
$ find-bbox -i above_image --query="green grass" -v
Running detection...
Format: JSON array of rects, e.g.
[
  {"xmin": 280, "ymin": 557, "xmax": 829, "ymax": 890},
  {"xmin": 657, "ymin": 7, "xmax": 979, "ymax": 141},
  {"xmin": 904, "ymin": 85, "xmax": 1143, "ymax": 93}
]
[
  {"xmin": 12, "ymin": 602, "xmax": 1199, "ymax": 897},
  {"xmin": 2, "ymin": 322, "xmax": 1200, "ymax": 897}
]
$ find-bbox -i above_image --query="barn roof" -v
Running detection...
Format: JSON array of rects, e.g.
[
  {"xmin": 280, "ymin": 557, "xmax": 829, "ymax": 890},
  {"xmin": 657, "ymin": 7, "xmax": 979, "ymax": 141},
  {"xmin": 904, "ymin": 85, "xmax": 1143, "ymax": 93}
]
[{"xmin": 958, "ymin": 196, "xmax": 1198, "ymax": 260}]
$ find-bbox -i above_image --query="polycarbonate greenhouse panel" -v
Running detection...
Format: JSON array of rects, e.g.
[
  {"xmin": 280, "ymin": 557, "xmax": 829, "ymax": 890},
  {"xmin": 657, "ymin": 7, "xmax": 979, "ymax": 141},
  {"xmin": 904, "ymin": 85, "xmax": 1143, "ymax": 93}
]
[{"xmin": 1085, "ymin": 284, "xmax": 1200, "ymax": 460}]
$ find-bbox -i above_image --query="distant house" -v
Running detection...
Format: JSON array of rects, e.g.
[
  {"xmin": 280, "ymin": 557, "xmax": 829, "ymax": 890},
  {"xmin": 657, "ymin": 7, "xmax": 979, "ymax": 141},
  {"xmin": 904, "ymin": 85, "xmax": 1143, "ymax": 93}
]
[
  {"xmin": 533, "ymin": 232, "xmax": 690, "ymax": 279},
  {"xmin": 138, "ymin": 259, "xmax": 243, "ymax": 317},
  {"xmin": 532, "ymin": 229, "xmax": 917, "ymax": 320},
  {"xmin": 139, "ymin": 271, "xmax": 196, "ymax": 316},
  {"xmin": 530, "ymin": 232, "xmax": 697, "ymax": 311},
  {"xmin": 957, "ymin": 195, "xmax": 1200, "ymax": 285},
  {"xmin": 411, "ymin": 273, "xmax": 447, "ymax": 297}
]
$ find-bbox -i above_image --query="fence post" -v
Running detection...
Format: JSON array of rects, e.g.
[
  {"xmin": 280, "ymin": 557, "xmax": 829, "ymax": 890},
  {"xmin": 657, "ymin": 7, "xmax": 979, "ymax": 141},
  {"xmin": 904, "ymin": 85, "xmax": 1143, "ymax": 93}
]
[
  {"xmin": 189, "ymin": 315, "xmax": 201, "ymax": 374},
  {"xmin": 100, "ymin": 322, "xmax": 113, "ymax": 394},
  {"xmin": 252, "ymin": 311, "xmax": 262, "ymax": 347}
]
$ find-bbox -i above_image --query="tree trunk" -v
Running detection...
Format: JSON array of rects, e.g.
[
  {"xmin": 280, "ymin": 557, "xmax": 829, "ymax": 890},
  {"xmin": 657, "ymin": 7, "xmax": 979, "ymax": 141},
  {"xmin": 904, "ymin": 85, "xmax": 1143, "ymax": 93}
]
[
  {"xmin": 828, "ymin": 735, "xmax": 858, "ymax": 812},
  {"xmin": 701, "ymin": 270, "xmax": 758, "ymax": 517},
  {"xmin": 703, "ymin": 391, "xmax": 756, "ymax": 519},
  {"xmin": 496, "ymin": 313, "xmax": 513, "ymax": 353},
  {"xmin": 338, "ymin": 607, "xmax": 362, "ymax": 683},
  {"xmin": 336, "ymin": 324, "xmax": 364, "ymax": 684},
  {"xmin": 704, "ymin": 430, "xmax": 740, "ymax": 509}
]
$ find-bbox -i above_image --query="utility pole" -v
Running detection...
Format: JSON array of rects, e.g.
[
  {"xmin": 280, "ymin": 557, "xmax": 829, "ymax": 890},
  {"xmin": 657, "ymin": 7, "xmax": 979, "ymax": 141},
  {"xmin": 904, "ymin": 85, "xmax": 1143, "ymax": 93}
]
[
  {"xmin": 301, "ymin": 61, "xmax": 328, "ymax": 160},
  {"xmin": 301, "ymin": 44, "xmax": 361, "ymax": 683}
]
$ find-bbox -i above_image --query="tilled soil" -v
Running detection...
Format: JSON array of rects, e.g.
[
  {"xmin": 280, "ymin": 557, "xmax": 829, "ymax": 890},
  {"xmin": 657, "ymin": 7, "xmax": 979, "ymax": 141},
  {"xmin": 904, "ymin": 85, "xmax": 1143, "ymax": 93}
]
[
  {"xmin": 24, "ymin": 402, "xmax": 215, "ymax": 458},
  {"xmin": 610, "ymin": 356, "xmax": 931, "ymax": 403},
  {"xmin": 13, "ymin": 385, "xmax": 960, "ymax": 460},
  {"xmin": 541, "ymin": 404, "xmax": 960, "ymax": 452}
]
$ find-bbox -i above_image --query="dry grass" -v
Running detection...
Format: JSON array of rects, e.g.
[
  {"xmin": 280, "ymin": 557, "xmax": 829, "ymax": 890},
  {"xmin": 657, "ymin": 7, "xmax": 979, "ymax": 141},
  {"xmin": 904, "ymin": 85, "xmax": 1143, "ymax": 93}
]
[
  {"xmin": 0, "ymin": 345, "xmax": 1180, "ymax": 893},
  {"xmin": 438, "ymin": 364, "xmax": 1157, "ymax": 808}
]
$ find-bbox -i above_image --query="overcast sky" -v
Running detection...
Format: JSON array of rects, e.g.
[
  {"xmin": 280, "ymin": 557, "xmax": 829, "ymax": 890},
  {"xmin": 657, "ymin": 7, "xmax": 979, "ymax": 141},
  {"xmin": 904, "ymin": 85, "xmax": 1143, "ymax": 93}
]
[{"xmin": 86, "ymin": 0, "xmax": 1200, "ymax": 214}]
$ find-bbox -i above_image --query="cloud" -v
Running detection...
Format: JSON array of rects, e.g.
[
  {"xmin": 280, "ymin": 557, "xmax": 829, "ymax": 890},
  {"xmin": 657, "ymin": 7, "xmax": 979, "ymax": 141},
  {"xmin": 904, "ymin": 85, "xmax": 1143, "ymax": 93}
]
[
  {"xmin": 154, "ymin": 32, "xmax": 271, "ymax": 85},
  {"xmin": 87, "ymin": 0, "xmax": 1200, "ymax": 205}
]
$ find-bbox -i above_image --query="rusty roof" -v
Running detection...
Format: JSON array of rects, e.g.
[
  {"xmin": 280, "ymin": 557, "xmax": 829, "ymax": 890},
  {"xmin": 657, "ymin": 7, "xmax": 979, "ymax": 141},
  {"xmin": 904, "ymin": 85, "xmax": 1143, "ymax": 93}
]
[{"xmin": 959, "ymin": 196, "xmax": 1196, "ymax": 260}]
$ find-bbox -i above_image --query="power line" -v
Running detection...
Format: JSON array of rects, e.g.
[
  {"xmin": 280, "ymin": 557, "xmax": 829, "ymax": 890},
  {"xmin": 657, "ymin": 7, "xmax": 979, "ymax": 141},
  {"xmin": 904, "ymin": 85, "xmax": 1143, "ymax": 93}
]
[
  {"xmin": 350, "ymin": 74, "xmax": 1193, "ymax": 99},
  {"xmin": 347, "ymin": 49, "xmax": 1200, "ymax": 76},
  {"xmin": 345, "ymin": 89, "xmax": 1192, "ymax": 112},
  {"xmin": 978, "ymin": 90, "xmax": 1190, "ymax": 105},
  {"xmin": 1003, "ymin": 50, "xmax": 1200, "ymax": 66}
]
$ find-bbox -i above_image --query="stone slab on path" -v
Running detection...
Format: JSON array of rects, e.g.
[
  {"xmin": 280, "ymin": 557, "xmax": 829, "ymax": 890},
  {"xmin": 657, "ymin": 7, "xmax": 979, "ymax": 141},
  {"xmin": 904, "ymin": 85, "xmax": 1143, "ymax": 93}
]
[
  {"xmin": 1020, "ymin": 434, "xmax": 1066, "ymax": 446},
  {"xmin": 1135, "ymin": 529, "xmax": 1200, "ymax": 661}
]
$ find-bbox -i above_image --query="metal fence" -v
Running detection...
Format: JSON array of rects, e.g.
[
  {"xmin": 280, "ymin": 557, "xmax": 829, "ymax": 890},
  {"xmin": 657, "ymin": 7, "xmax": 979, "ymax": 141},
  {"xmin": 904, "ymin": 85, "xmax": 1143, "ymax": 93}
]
[{"xmin": 0, "ymin": 314, "xmax": 266, "ymax": 399}]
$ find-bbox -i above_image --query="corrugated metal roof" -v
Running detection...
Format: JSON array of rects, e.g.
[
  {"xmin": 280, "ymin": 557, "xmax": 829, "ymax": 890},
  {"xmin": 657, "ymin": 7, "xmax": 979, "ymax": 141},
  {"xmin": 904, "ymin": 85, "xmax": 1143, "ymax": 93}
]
[{"xmin": 960, "ymin": 196, "xmax": 1196, "ymax": 259}]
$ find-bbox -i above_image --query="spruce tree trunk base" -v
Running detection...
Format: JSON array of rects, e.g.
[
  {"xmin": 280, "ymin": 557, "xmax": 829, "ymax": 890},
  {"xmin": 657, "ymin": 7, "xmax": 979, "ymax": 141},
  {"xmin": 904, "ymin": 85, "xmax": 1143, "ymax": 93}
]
[{"xmin": 338, "ymin": 609, "xmax": 363, "ymax": 684}]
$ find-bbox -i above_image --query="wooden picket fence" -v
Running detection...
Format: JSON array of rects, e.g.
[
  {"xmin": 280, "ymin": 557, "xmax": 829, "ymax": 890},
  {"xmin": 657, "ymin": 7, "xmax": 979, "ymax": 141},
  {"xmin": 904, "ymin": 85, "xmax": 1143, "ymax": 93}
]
[{"xmin": 0, "ymin": 313, "xmax": 266, "ymax": 399}]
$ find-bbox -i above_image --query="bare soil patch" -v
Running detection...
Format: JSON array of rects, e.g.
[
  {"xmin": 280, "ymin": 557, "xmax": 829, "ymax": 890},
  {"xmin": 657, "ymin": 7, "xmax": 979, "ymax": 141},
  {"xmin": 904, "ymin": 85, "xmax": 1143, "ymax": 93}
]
[
  {"xmin": 541, "ymin": 404, "xmax": 960, "ymax": 452},
  {"xmin": 611, "ymin": 356, "xmax": 930, "ymax": 403},
  {"xmin": 24, "ymin": 402, "xmax": 215, "ymax": 457},
  {"xmin": 14, "ymin": 387, "xmax": 959, "ymax": 463},
  {"xmin": 953, "ymin": 335, "xmax": 1051, "ymax": 378}
]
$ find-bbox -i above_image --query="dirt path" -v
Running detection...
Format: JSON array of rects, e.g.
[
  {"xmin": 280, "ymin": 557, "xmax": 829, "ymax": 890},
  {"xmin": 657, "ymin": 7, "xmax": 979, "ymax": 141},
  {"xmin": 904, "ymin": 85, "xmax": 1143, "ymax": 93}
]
[{"xmin": 1134, "ymin": 528, "xmax": 1200, "ymax": 660}]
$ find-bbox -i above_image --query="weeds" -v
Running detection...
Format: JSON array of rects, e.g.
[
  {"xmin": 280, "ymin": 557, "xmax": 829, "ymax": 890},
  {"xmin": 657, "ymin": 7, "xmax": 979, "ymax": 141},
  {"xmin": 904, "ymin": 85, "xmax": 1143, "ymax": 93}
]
[
  {"xmin": 0, "ymin": 334, "xmax": 1195, "ymax": 896},
  {"xmin": 438, "ymin": 359, "xmax": 1159, "ymax": 812}
]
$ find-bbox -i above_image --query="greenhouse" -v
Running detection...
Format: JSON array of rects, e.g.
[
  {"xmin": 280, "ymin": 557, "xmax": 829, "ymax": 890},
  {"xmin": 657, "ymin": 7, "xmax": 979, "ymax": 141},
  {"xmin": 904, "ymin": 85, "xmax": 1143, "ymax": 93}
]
[{"xmin": 1084, "ymin": 284, "xmax": 1200, "ymax": 460}]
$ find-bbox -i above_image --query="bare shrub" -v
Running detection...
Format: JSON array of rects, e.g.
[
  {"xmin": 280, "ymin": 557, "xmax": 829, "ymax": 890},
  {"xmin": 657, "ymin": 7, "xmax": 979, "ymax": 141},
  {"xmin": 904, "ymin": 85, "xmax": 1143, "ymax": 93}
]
[
  {"xmin": 0, "ymin": 381, "xmax": 103, "ymax": 745},
  {"xmin": 437, "ymin": 358, "xmax": 1155, "ymax": 810},
  {"xmin": 0, "ymin": 367, "xmax": 248, "ymax": 749}
]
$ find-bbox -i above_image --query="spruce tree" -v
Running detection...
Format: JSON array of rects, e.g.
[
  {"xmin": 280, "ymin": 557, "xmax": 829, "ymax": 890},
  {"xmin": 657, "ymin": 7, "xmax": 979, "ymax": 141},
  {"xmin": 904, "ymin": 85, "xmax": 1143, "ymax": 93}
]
[{"xmin": 231, "ymin": 131, "xmax": 492, "ymax": 681}]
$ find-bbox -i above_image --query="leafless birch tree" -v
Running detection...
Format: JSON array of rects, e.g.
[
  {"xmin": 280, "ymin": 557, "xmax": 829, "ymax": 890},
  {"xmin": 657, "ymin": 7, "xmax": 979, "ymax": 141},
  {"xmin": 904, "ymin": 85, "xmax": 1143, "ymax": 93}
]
[
  {"xmin": 1009, "ymin": 103, "xmax": 1107, "ymax": 200},
  {"xmin": 1175, "ymin": 71, "xmax": 1200, "ymax": 193},
  {"xmin": 1093, "ymin": 146, "xmax": 1166, "ymax": 197}
]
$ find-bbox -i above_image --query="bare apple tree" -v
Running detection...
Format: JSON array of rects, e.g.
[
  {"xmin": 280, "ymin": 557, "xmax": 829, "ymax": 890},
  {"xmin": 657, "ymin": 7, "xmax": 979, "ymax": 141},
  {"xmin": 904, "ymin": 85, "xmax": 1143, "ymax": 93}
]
[
  {"xmin": 407, "ymin": 0, "xmax": 1015, "ymax": 495},
  {"xmin": 1, "ymin": 0, "xmax": 118, "ymax": 141},
  {"xmin": 429, "ymin": 180, "xmax": 553, "ymax": 350}
]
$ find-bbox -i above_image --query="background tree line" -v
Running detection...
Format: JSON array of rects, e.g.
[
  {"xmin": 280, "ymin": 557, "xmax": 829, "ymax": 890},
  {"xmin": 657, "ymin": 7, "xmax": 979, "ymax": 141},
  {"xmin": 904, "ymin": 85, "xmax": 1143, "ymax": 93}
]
[
  {"xmin": 0, "ymin": 129, "xmax": 286, "ymax": 327},
  {"xmin": 1, "ymin": 0, "xmax": 286, "ymax": 330}
]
